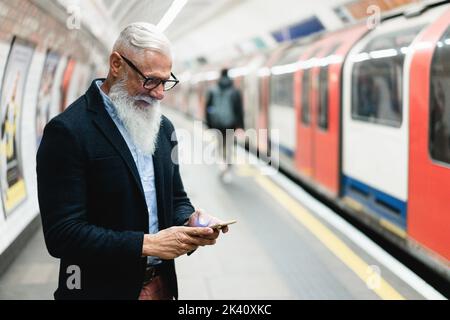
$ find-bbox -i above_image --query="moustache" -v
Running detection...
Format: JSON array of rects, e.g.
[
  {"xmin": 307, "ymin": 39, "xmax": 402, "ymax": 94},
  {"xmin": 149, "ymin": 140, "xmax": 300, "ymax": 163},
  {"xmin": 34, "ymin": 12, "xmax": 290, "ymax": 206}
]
[{"xmin": 133, "ymin": 95, "xmax": 158, "ymax": 107}]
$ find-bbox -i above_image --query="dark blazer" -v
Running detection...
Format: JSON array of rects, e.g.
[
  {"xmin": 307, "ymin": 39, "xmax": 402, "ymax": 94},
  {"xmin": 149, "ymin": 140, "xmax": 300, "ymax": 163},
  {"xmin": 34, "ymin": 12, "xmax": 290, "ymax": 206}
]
[{"xmin": 36, "ymin": 79, "xmax": 194, "ymax": 300}]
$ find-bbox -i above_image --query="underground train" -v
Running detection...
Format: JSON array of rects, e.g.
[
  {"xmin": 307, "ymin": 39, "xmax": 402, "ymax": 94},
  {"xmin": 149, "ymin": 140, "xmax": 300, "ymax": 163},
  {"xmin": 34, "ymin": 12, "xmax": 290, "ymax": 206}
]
[{"xmin": 166, "ymin": 2, "xmax": 450, "ymax": 280}]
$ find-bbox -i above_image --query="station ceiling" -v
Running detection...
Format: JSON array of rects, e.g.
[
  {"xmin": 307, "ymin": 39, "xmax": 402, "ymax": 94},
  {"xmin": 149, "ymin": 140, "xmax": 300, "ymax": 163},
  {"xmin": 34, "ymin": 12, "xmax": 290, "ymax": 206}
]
[{"xmin": 47, "ymin": 0, "xmax": 429, "ymax": 64}]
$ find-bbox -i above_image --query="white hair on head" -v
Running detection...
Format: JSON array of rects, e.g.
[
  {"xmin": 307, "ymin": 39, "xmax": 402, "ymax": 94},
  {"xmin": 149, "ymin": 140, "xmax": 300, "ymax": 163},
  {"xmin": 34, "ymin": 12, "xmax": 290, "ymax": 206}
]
[{"xmin": 113, "ymin": 22, "xmax": 172, "ymax": 59}]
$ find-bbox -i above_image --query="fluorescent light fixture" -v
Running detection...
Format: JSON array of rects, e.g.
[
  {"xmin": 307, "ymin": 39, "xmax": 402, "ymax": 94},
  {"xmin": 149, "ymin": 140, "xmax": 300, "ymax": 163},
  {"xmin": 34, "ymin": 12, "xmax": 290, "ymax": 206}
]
[
  {"xmin": 318, "ymin": 54, "xmax": 343, "ymax": 67},
  {"xmin": 258, "ymin": 67, "xmax": 271, "ymax": 77},
  {"xmin": 369, "ymin": 48, "xmax": 398, "ymax": 59},
  {"xmin": 349, "ymin": 52, "xmax": 370, "ymax": 63},
  {"xmin": 270, "ymin": 54, "xmax": 344, "ymax": 75},
  {"xmin": 271, "ymin": 62, "xmax": 301, "ymax": 75},
  {"xmin": 300, "ymin": 58, "xmax": 319, "ymax": 70},
  {"xmin": 158, "ymin": 0, "xmax": 189, "ymax": 32}
]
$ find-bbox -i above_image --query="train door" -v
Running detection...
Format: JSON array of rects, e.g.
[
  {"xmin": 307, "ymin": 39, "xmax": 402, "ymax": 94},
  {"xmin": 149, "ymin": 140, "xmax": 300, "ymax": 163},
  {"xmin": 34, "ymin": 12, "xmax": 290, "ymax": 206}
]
[
  {"xmin": 310, "ymin": 43, "xmax": 340, "ymax": 195},
  {"xmin": 408, "ymin": 8, "xmax": 450, "ymax": 261},
  {"xmin": 295, "ymin": 47, "xmax": 321, "ymax": 178},
  {"xmin": 311, "ymin": 26, "xmax": 368, "ymax": 197}
]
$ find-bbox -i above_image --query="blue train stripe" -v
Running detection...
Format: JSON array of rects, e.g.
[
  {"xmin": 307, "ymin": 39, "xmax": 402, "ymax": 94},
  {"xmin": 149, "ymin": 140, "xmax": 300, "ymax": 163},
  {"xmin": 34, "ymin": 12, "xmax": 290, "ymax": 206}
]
[
  {"xmin": 342, "ymin": 175, "xmax": 407, "ymax": 229},
  {"xmin": 271, "ymin": 140, "xmax": 295, "ymax": 158}
]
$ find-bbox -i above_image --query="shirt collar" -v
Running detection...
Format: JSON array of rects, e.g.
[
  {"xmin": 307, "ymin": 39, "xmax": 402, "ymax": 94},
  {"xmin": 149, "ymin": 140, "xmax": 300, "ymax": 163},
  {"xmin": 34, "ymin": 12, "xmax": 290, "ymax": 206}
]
[{"xmin": 95, "ymin": 80, "xmax": 118, "ymax": 118}]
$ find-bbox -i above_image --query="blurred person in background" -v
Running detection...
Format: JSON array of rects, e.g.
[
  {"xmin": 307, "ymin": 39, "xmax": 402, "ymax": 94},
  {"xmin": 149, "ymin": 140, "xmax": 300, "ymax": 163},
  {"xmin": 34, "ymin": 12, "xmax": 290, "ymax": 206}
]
[{"xmin": 205, "ymin": 68, "xmax": 244, "ymax": 183}]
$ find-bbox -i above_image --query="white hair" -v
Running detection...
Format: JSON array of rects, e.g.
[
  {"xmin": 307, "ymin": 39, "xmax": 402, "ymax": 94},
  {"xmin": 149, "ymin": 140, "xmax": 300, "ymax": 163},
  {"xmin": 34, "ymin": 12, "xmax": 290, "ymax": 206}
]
[{"xmin": 113, "ymin": 22, "xmax": 172, "ymax": 59}]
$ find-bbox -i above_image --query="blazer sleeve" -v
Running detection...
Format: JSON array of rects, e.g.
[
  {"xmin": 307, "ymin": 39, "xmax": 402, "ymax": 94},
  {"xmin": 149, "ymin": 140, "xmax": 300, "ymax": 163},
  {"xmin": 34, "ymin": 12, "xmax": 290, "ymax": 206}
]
[
  {"xmin": 36, "ymin": 119, "xmax": 144, "ymax": 261},
  {"xmin": 166, "ymin": 120, "xmax": 195, "ymax": 226}
]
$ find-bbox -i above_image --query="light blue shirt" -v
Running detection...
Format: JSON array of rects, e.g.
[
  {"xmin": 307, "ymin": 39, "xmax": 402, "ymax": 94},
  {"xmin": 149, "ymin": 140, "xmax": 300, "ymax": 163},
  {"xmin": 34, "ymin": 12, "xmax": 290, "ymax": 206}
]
[{"xmin": 96, "ymin": 81, "xmax": 160, "ymax": 266}]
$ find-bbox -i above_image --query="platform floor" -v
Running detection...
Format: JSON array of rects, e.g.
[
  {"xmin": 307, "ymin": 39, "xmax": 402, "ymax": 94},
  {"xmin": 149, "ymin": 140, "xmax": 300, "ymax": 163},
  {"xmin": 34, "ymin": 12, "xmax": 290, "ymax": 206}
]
[{"xmin": 0, "ymin": 108, "xmax": 440, "ymax": 300}]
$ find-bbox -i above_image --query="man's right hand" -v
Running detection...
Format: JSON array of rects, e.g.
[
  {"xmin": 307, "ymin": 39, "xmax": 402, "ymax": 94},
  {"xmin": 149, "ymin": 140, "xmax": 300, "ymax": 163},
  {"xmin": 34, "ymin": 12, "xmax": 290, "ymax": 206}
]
[{"xmin": 142, "ymin": 226, "xmax": 216, "ymax": 259}]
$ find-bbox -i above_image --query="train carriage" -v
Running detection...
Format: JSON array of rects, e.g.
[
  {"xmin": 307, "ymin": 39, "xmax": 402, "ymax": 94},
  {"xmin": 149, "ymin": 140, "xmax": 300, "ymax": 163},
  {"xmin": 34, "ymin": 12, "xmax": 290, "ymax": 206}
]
[{"xmin": 408, "ymin": 7, "xmax": 450, "ymax": 265}]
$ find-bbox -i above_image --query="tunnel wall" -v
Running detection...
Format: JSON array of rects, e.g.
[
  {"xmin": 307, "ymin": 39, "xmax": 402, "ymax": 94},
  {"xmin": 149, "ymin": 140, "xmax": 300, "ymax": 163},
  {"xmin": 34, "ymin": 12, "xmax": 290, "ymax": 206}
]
[{"xmin": 0, "ymin": 0, "xmax": 108, "ymax": 265}]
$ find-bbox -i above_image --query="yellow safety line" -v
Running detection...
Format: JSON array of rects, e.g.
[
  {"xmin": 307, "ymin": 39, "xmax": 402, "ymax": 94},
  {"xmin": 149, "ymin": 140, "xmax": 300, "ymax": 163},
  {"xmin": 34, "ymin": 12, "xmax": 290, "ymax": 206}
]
[
  {"xmin": 237, "ymin": 165, "xmax": 405, "ymax": 300},
  {"xmin": 380, "ymin": 218, "xmax": 407, "ymax": 239}
]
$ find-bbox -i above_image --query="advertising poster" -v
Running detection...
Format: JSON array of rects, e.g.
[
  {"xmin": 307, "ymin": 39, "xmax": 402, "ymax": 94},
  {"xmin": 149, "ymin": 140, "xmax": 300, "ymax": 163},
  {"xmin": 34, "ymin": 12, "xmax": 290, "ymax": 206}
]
[
  {"xmin": 66, "ymin": 62, "xmax": 89, "ymax": 106},
  {"xmin": 0, "ymin": 37, "xmax": 35, "ymax": 217},
  {"xmin": 35, "ymin": 50, "xmax": 60, "ymax": 146},
  {"xmin": 60, "ymin": 58, "xmax": 76, "ymax": 113}
]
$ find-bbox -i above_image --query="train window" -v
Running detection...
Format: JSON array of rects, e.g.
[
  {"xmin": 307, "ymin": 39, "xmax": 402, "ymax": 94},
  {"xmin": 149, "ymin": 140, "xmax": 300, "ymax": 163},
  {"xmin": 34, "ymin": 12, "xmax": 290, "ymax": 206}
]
[
  {"xmin": 318, "ymin": 43, "xmax": 341, "ymax": 130},
  {"xmin": 351, "ymin": 26, "xmax": 422, "ymax": 127},
  {"xmin": 270, "ymin": 73, "xmax": 294, "ymax": 108},
  {"xmin": 270, "ymin": 45, "xmax": 304, "ymax": 110},
  {"xmin": 429, "ymin": 27, "xmax": 450, "ymax": 165},
  {"xmin": 301, "ymin": 69, "xmax": 312, "ymax": 125}
]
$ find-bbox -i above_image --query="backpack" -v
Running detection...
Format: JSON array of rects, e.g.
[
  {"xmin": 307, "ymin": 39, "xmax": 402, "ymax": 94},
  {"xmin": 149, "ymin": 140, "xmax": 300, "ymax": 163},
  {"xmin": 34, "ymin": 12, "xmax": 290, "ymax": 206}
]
[{"xmin": 207, "ymin": 87, "xmax": 236, "ymax": 129}]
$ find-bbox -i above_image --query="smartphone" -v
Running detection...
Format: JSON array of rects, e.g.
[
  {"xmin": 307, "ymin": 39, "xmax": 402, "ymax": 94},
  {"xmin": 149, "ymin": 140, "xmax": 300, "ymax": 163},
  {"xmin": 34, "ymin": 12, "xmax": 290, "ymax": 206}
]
[{"xmin": 210, "ymin": 220, "xmax": 237, "ymax": 230}]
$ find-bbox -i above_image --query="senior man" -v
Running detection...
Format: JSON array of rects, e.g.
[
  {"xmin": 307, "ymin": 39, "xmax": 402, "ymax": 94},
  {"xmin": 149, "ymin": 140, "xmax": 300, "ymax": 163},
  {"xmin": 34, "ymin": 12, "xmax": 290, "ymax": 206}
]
[{"xmin": 37, "ymin": 22, "xmax": 228, "ymax": 300}]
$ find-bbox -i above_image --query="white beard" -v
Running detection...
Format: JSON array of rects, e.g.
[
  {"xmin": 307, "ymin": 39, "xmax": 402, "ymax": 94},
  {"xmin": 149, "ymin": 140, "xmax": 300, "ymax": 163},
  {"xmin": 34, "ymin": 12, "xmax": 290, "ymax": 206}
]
[{"xmin": 108, "ymin": 78, "xmax": 162, "ymax": 156}]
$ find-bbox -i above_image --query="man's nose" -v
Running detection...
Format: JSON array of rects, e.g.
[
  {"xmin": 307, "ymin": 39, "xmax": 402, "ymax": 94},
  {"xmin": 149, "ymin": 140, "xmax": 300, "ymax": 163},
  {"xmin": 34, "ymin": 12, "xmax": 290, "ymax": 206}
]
[{"xmin": 149, "ymin": 83, "xmax": 164, "ymax": 100}]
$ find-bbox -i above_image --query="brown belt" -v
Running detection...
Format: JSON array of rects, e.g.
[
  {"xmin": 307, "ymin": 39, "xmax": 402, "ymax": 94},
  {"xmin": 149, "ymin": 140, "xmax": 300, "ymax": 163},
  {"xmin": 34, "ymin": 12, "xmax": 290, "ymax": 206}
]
[
  {"xmin": 140, "ymin": 264, "xmax": 172, "ymax": 300},
  {"xmin": 143, "ymin": 264, "xmax": 164, "ymax": 285}
]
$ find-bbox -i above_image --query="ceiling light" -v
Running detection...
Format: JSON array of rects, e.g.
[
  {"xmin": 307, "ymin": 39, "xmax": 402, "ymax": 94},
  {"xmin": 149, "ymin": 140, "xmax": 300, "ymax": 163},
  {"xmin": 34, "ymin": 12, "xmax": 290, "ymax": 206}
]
[{"xmin": 158, "ymin": 0, "xmax": 189, "ymax": 32}]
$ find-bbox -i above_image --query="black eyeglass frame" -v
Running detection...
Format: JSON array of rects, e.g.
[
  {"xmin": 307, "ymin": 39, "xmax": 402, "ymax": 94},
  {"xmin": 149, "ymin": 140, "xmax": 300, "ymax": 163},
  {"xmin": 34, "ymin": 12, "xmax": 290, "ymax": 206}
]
[{"xmin": 118, "ymin": 53, "xmax": 179, "ymax": 91}]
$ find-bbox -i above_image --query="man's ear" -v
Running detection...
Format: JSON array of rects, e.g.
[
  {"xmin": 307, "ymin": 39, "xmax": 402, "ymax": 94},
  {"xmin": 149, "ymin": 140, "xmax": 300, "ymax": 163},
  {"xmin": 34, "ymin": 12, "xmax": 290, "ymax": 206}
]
[{"xmin": 110, "ymin": 52, "xmax": 123, "ymax": 77}]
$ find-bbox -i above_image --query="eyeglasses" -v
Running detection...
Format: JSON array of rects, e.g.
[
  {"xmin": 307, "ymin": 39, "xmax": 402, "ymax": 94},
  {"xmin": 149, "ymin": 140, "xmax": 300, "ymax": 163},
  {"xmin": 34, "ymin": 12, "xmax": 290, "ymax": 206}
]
[{"xmin": 119, "ymin": 54, "xmax": 179, "ymax": 91}]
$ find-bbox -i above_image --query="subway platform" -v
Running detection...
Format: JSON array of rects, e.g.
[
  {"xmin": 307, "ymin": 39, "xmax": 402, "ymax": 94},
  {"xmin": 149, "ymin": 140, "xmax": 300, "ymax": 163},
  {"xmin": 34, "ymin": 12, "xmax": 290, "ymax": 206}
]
[{"xmin": 0, "ymin": 108, "xmax": 444, "ymax": 300}]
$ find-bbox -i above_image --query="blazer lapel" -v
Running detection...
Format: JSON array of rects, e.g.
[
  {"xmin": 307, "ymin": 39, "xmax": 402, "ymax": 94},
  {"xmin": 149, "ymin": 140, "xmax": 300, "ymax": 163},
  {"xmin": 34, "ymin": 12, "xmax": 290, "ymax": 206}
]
[{"xmin": 86, "ymin": 80, "xmax": 146, "ymax": 202}]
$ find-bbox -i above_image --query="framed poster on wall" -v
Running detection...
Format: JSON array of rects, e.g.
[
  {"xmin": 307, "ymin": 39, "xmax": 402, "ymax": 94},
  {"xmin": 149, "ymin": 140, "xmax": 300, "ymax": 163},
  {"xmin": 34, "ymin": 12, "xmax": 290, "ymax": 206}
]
[
  {"xmin": 0, "ymin": 37, "xmax": 35, "ymax": 217},
  {"xmin": 35, "ymin": 50, "xmax": 60, "ymax": 147},
  {"xmin": 66, "ymin": 62, "xmax": 89, "ymax": 107},
  {"xmin": 60, "ymin": 57, "xmax": 76, "ymax": 113}
]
